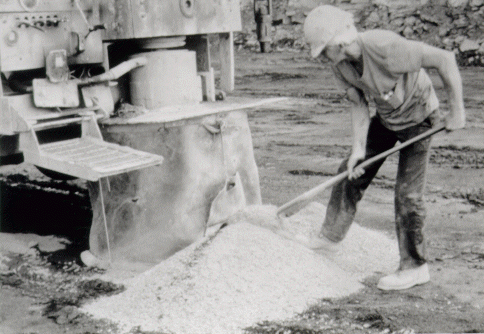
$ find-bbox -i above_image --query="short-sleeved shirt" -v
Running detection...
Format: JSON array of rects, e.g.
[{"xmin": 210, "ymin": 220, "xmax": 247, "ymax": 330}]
[{"xmin": 332, "ymin": 30, "xmax": 440, "ymax": 131}]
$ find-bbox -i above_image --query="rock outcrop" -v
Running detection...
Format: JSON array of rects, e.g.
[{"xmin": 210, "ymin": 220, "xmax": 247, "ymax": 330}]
[{"xmin": 239, "ymin": 0, "xmax": 484, "ymax": 66}]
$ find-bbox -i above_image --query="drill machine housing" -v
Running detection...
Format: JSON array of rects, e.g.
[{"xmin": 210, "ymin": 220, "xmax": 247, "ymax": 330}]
[{"xmin": 0, "ymin": 0, "xmax": 242, "ymax": 180}]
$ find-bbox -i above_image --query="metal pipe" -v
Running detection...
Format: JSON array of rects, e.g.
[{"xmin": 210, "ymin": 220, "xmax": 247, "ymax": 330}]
[{"xmin": 78, "ymin": 57, "xmax": 148, "ymax": 85}]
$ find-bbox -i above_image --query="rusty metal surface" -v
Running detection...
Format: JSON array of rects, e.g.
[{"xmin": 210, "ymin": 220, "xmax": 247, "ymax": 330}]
[{"xmin": 100, "ymin": 0, "xmax": 242, "ymax": 40}]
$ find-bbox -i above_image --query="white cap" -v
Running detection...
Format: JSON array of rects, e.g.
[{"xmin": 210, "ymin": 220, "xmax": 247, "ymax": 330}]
[{"xmin": 304, "ymin": 5, "xmax": 355, "ymax": 58}]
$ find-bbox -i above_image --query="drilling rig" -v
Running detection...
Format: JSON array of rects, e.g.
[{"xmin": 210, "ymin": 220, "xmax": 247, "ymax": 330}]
[
  {"xmin": 1, "ymin": 0, "xmax": 269, "ymax": 265},
  {"xmin": 0, "ymin": 0, "xmax": 245, "ymax": 180}
]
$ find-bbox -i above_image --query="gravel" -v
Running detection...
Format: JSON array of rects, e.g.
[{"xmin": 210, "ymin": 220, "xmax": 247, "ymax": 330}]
[{"xmin": 81, "ymin": 202, "xmax": 399, "ymax": 334}]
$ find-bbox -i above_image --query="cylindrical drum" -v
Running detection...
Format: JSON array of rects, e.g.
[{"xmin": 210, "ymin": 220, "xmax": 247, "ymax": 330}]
[{"xmin": 130, "ymin": 50, "xmax": 202, "ymax": 109}]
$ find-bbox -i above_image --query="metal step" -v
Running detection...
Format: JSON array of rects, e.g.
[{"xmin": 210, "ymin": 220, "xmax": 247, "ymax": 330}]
[{"xmin": 23, "ymin": 137, "xmax": 163, "ymax": 181}]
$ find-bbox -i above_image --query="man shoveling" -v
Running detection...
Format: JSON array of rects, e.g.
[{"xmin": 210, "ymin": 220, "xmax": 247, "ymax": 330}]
[{"xmin": 301, "ymin": 5, "xmax": 466, "ymax": 290}]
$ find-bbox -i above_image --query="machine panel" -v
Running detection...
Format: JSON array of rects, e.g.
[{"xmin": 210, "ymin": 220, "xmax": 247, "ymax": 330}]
[
  {"xmin": 0, "ymin": 9, "xmax": 103, "ymax": 71},
  {"xmin": 100, "ymin": 0, "xmax": 242, "ymax": 40},
  {"xmin": 0, "ymin": 0, "xmax": 94, "ymax": 12}
]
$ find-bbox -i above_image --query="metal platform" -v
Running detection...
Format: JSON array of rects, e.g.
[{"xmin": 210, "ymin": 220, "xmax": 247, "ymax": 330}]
[
  {"xmin": 123, "ymin": 97, "xmax": 288, "ymax": 125},
  {"xmin": 23, "ymin": 137, "xmax": 163, "ymax": 181}
]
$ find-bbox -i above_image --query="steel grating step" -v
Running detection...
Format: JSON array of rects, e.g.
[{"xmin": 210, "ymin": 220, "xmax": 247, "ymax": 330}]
[{"xmin": 23, "ymin": 137, "xmax": 164, "ymax": 181}]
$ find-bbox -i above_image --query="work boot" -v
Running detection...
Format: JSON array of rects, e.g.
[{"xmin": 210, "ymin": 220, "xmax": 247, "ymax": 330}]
[
  {"xmin": 294, "ymin": 231, "xmax": 339, "ymax": 252},
  {"xmin": 377, "ymin": 263, "xmax": 430, "ymax": 291}
]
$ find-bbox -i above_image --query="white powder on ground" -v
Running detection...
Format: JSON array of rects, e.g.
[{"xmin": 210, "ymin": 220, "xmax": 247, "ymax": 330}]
[{"xmin": 81, "ymin": 202, "xmax": 399, "ymax": 334}]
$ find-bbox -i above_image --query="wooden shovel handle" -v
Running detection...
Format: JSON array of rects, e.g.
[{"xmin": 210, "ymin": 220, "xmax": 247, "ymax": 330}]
[{"xmin": 276, "ymin": 124, "xmax": 445, "ymax": 218}]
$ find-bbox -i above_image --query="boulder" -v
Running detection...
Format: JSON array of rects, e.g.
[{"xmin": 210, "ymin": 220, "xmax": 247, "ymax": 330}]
[
  {"xmin": 439, "ymin": 25, "xmax": 451, "ymax": 37},
  {"xmin": 403, "ymin": 25, "xmax": 414, "ymax": 38},
  {"xmin": 404, "ymin": 15, "xmax": 418, "ymax": 26},
  {"xmin": 291, "ymin": 12, "xmax": 307, "ymax": 24},
  {"xmin": 391, "ymin": 17, "xmax": 405, "ymax": 26},
  {"xmin": 478, "ymin": 43, "xmax": 484, "ymax": 54},
  {"xmin": 447, "ymin": 0, "xmax": 468, "ymax": 6},
  {"xmin": 460, "ymin": 39, "xmax": 480, "ymax": 52},
  {"xmin": 469, "ymin": 0, "xmax": 484, "ymax": 6}
]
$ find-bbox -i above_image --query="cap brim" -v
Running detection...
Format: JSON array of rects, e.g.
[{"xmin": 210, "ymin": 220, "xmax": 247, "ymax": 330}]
[{"xmin": 310, "ymin": 43, "xmax": 326, "ymax": 58}]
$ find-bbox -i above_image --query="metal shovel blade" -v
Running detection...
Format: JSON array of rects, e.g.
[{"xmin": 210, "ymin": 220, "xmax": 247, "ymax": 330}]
[{"xmin": 207, "ymin": 171, "xmax": 247, "ymax": 227}]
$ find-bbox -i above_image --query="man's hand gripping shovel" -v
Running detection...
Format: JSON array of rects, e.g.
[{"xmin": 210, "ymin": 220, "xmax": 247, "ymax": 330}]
[{"xmin": 274, "ymin": 124, "xmax": 446, "ymax": 248}]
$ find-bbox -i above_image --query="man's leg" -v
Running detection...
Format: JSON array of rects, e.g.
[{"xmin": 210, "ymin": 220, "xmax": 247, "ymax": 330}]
[
  {"xmin": 394, "ymin": 119, "xmax": 433, "ymax": 269},
  {"xmin": 321, "ymin": 117, "xmax": 398, "ymax": 242},
  {"xmin": 377, "ymin": 118, "xmax": 433, "ymax": 290}
]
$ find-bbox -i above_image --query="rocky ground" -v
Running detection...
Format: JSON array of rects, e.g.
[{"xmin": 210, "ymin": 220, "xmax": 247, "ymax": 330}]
[{"xmin": 239, "ymin": 0, "xmax": 484, "ymax": 66}]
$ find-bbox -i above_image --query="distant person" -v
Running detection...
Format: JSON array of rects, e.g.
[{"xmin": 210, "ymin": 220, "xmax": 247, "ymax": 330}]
[{"xmin": 301, "ymin": 5, "xmax": 466, "ymax": 290}]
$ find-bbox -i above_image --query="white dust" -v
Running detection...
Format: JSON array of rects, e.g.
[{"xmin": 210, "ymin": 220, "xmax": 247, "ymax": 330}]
[{"xmin": 81, "ymin": 202, "xmax": 399, "ymax": 334}]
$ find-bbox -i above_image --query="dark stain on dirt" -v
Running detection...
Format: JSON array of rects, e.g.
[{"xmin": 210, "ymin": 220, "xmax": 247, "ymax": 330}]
[
  {"xmin": 289, "ymin": 170, "xmax": 335, "ymax": 177},
  {"xmin": 1, "ymin": 244, "xmax": 124, "ymax": 332},
  {"xmin": 431, "ymin": 146, "xmax": 484, "ymax": 169},
  {"xmin": 0, "ymin": 174, "xmax": 92, "ymax": 242}
]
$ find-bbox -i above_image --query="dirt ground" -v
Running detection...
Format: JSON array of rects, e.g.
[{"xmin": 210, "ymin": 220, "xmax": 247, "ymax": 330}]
[
  {"xmin": 1, "ymin": 50, "xmax": 484, "ymax": 334},
  {"xmin": 234, "ymin": 50, "xmax": 484, "ymax": 333}
]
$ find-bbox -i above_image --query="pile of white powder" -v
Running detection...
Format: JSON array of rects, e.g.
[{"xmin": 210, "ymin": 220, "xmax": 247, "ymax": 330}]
[{"xmin": 81, "ymin": 202, "xmax": 399, "ymax": 334}]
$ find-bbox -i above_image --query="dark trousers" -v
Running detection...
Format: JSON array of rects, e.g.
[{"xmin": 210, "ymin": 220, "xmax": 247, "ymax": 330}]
[{"xmin": 321, "ymin": 116, "xmax": 433, "ymax": 269}]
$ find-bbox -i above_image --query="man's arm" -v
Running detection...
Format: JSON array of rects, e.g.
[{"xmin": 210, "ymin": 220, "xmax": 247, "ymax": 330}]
[
  {"xmin": 346, "ymin": 87, "xmax": 370, "ymax": 180},
  {"xmin": 420, "ymin": 44, "xmax": 466, "ymax": 130}
]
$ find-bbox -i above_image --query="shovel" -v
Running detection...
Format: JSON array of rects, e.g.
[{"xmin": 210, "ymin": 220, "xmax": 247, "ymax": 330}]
[
  {"xmin": 206, "ymin": 121, "xmax": 247, "ymax": 230},
  {"xmin": 277, "ymin": 124, "xmax": 446, "ymax": 219}
]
